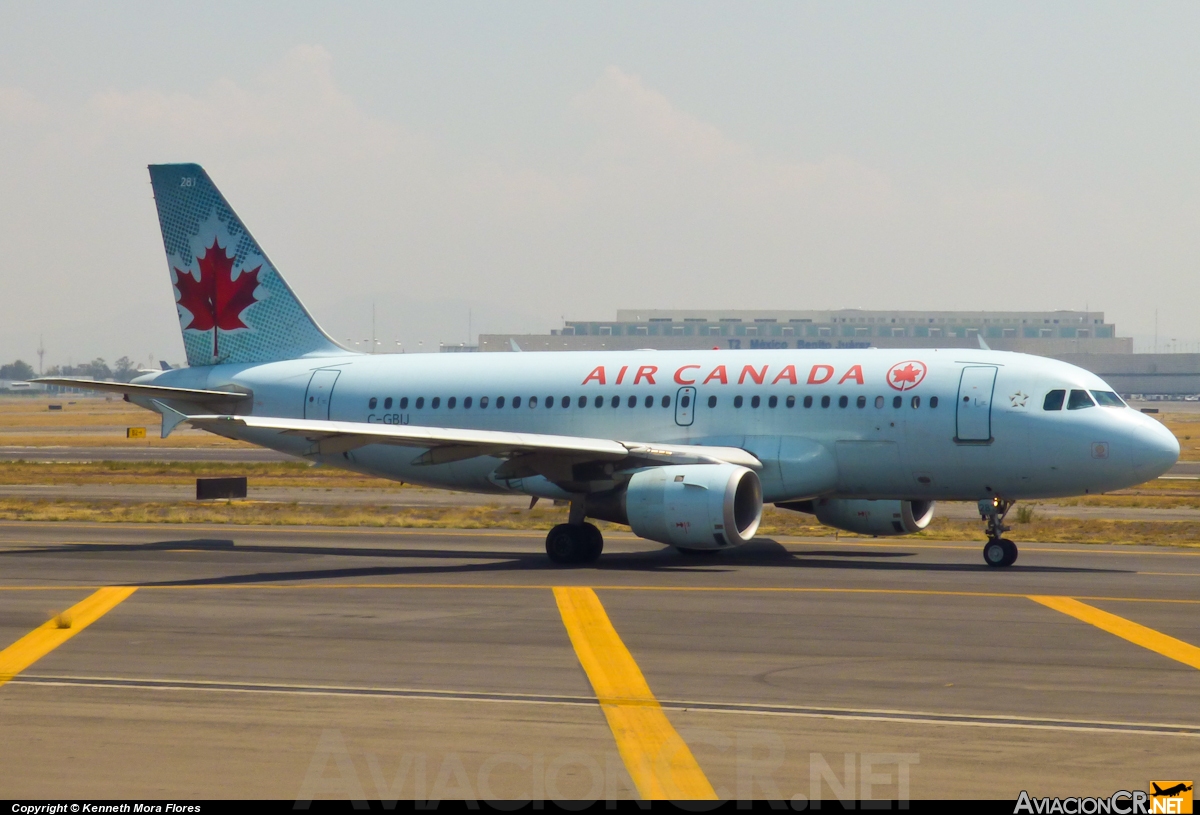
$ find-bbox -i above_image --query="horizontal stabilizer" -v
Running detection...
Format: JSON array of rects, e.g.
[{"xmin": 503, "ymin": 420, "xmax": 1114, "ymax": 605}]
[{"xmin": 33, "ymin": 378, "xmax": 251, "ymax": 404}]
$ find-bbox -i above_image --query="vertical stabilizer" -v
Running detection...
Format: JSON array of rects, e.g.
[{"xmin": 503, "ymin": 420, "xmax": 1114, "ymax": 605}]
[{"xmin": 148, "ymin": 164, "xmax": 346, "ymax": 367}]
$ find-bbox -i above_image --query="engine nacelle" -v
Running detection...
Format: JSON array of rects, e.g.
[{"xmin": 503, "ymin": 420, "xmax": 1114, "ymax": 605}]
[
  {"xmin": 810, "ymin": 498, "xmax": 934, "ymax": 536},
  {"xmin": 623, "ymin": 464, "xmax": 763, "ymax": 549}
]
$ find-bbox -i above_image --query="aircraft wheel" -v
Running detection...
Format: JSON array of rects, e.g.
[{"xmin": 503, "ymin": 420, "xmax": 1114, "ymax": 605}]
[
  {"xmin": 581, "ymin": 522, "xmax": 604, "ymax": 562},
  {"xmin": 983, "ymin": 538, "xmax": 1018, "ymax": 568},
  {"xmin": 546, "ymin": 523, "xmax": 602, "ymax": 565},
  {"xmin": 546, "ymin": 524, "xmax": 586, "ymax": 565}
]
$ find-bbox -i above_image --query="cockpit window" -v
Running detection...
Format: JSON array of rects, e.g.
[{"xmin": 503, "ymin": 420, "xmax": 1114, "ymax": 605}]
[
  {"xmin": 1067, "ymin": 389, "xmax": 1095, "ymax": 410},
  {"xmin": 1090, "ymin": 390, "xmax": 1125, "ymax": 408},
  {"xmin": 1043, "ymin": 389, "xmax": 1065, "ymax": 411}
]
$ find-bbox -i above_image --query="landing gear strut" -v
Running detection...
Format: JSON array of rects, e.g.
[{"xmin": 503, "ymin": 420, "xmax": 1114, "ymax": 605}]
[
  {"xmin": 979, "ymin": 497, "xmax": 1018, "ymax": 568},
  {"xmin": 545, "ymin": 522, "xmax": 603, "ymax": 565}
]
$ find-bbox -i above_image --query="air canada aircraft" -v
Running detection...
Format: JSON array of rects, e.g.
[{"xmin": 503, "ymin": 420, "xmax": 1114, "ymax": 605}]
[{"xmin": 40, "ymin": 164, "xmax": 1181, "ymax": 567}]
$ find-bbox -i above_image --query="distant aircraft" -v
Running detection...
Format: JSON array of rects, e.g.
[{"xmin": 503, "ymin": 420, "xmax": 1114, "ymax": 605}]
[
  {"xmin": 39, "ymin": 164, "xmax": 1181, "ymax": 566},
  {"xmin": 1151, "ymin": 783, "xmax": 1192, "ymax": 797}
]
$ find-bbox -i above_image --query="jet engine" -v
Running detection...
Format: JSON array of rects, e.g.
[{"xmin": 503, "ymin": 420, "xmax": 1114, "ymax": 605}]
[
  {"xmin": 780, "ymin": 498, "xmax": 935, "ymax": 536},
  {"xmin": 618, "ymin": 463, "xmax": 763, "ymax": 549}
]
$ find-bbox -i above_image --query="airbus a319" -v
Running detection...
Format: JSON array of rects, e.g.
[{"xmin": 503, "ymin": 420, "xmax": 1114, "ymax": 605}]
[{"xmin": 41, "ymin": 165, "xmax": 1181, "ymax": 567}]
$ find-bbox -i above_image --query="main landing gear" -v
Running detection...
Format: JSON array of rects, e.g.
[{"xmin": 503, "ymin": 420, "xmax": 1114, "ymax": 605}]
[
  {"xmin": 545, "ymin": 522, "xmax": 604, "ymax": 565},
  {"xmin": 980, "ymin": 497, "xmax": 1018, "ymax": 568}
]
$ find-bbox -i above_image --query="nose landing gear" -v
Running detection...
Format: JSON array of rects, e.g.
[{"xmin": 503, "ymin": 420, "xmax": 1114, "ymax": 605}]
[{"xmin": 980, "ymin": 497, "xmax": 1018, "ymax": 567}]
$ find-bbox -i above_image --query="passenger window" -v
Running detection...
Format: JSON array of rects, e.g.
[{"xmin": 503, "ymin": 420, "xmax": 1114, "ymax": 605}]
[
  {"xmin": 497, "ymin": 396, "xmax": 505, "ymax": 408},
  {"xmin": 611, "ymin": 395, "xmax": 620, "ymax": 408},
  {"xmin": 682, "ymin": 395, "xmax": 691, "ymax": 408},
  {"xmin": 562, "ymin": 396, "xmax": 570, "ymax": 408},
  {"xmin": 628, "ymin": 395, "xmax": 637, "ymax": 408},
  {"xmin": 546, "ymin": 396, "xmax": 553, "ymax": 408},
  {"xmin": 480, "ymin": 396, "xmax": 489, "ymax": 408},
  {"xmin": 662, "ymin": 395, "xmax": 671, "ymax": 408},
  {"xmin": 708, "ymin": 395, "xmax": 718, "ymax": 408},
  {"xmin": 1067, "ymin": 389, "xmax": 1095, "ymax": 410},
  {"xmin": 368, "ymin": 397, "xmax": 378, "ymax": 409},
  {"xmin": 464, "ymin": 397, "xmax": 472, "ymax": 409},
  {"xmin": 383, "ymin": 397, "xmax": 392, "ymax": 409},
  {"xmin": 1043, "ymin": 390, "xmax": 1065, "ymax": 410},
  {"xmin": 431, "ymin": 397, "xmax": 440, "ymax": 409},
  {"xmin": 578, "ymin": 395, "xmax": 587, "ymax": 408},
  {"xmin": 821, "ymin": 396, "xmax": 830, "ymax": 408},
  {"xmin": 529, "ymin": 396, "xmax": 537, "ymax": 408},
  {"xmin": 513, "ymin": 396, "xmax": 521, "ymax": 408},
  {"xmin": 594, "ymin": 395, "xmax": 603, "ymax": 408},
  {"xmin": 416, "ymin": 397, "xmax": 425, "ymax": 409},
  {"xmin": 893, "ymin": 396, "xmax": 902, "ymax": 408},
  {"xmin": 804, "ymin": 395, "xmax": 813, "ymax": 408},
  {"xmin": 751, "ymin": 395, "xmax": 761, "ymax": 408},
  {"xmin": 838, "ymin": 395, "xmax": 848, "ymax": 408},
  {"xmin": 399, "ymin": 397, "xmax": 409, "ymax": 409},
  {"xmin": 911, "ymin": 396, "xmax": 920, "ymax": 408},
  {"xmin": 875, "ymin": 396, "xmax": 884, "ymax": 408},
  {"xmin": 768, "ymin": 395, "xmax": 778, "ymax": 408},
  {"xmin": 645, "ymin": 395, "xmax": 653, "ymax": 408},
  {"xmin": 734, "ymin": 395, "xmax": 744, "ymax": 408},
  {"xmin": 857, "ymin": 396, "xmax": 866, "ymax": 408},
  {"xmin": 930, "ymin": 396, "xmax": 938, "ymax": 408},
  {"xmin": 1090, "ymin": 390, "xmax": 1125, "ymax": 408},
  {"xmin": 448, "ymin": 397, "xmax": 456, "ymax": 409},
  {"xmin": 786, "ymin": 395, "xmax": 795, "ymax": 408}
]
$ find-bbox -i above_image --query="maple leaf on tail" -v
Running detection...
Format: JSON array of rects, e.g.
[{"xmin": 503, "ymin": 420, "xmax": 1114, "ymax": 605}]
[{"xmin": 174, "ymin": 237, "xmax": 261, "ymax": 358}]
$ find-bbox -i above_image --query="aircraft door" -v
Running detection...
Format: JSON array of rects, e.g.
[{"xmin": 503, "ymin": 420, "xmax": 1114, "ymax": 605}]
[
  {"xmin": 304, "ymin": 369, "xmax": 340, "ymax": 420},
  {"xmin": 956, "ymin": 366, "xmax": 997, "ymax": 442},
  {"xmin": 675, "ymin": 387, "xmax": 696, "ymax": 427}
]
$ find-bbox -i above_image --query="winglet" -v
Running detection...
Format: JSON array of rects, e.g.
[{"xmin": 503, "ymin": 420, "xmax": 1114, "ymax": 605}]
[
  {"xmin": 509, "ymin": 339, "xmax": 523, "ymax": 352},
  {"xmin": 977, "ymin": 335, "xmax": 991, "ymax": 351},
  {"xmin": 152, "ymin": 400, "xmax": 191, "ymax": 439}
]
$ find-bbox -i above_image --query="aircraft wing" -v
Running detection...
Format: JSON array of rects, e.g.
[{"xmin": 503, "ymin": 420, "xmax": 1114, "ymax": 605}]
[
  {"xmin": 175, "ymin": 412, "xmax": 761, "ymax": 472},
  {"xmin": 33, "ymin": 378, "xmax": 251, "ymax": 404}
]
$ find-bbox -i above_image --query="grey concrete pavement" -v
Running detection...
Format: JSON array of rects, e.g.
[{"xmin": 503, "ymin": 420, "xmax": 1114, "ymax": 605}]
[{"xmin": 0, "ymin": 521, "xmax": 1197, "ymax": 799}]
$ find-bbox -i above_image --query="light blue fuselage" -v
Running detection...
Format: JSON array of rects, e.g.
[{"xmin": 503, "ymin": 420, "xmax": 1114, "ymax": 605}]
[{"xmin": 133, "ymin": 348, "xmax": 1180, "ymax": 505}]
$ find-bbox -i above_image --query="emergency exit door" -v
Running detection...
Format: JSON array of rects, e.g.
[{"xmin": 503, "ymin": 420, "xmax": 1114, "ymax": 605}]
[
  {"xmin": 956, "ymin": 366, "xmax": 997, "ymax": 442},
  {"xmin": 304, "ymin": 369, "xmax": 340, "ymax": 420}
]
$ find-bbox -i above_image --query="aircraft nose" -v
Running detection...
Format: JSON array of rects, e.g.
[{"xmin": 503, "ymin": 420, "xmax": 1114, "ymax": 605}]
[{"xmin": 1131, "ymin": 417, "xmax": 1180, "ymax": 478}]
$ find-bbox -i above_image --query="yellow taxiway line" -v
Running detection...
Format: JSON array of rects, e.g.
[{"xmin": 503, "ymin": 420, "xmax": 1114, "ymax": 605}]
[
  {"xmin": 553, "ymin": 586, "xmax": 717, "ymax": 801},
  {"xmin": 0, "ymin": 584, "xmax": 1196, "ymax": 605},
  {"xmin": 1029, "ymin": 596, "xmax": 1200, "ymax": 671},
  {"xmin": 0, "ymin": 587, "xmax": 136, "ymax": 687}
]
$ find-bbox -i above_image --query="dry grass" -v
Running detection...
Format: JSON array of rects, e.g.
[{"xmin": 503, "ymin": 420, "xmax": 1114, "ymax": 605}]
[
  {"xmin": 0, "ymin": 498, "xmax": 1196, "ymax": 548},
  {"xmin": 0, "ymin": 396, "xmax": 248, "ymax": 447}
]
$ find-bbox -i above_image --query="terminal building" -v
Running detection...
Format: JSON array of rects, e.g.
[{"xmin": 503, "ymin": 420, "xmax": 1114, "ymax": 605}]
[
  {"xmin": 480, "ymin": 309, "xmax": 1129, "ymax": 355},
  {"xmin": 475, "ymin": 309, "xmax": 1200, "ymax": 396}
]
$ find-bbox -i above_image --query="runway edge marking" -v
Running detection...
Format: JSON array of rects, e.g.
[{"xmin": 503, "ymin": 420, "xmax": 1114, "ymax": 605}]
[
  {"xmin": 1028, "ymin": 595, "xmax": 1200, "ymax": 670},
  {"xmin": 0, "ymin": 586, "xmax": 137, "ymax": 687},
  {"xmin": 553, "ymin": 586, "xmax": 717, "ymax": 801}
]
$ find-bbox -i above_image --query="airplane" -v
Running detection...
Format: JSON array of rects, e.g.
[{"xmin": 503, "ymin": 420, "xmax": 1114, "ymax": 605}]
[
  {"xmin": 1151, "ymin": 783, "xmax": 1193, "ymax": 798},
  {"xmin": 38, "ymin": 164, "xmax": 1181, "ymax": 567}
]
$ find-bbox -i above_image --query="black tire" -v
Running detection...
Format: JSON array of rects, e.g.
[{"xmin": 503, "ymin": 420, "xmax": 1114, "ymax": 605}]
[
  {"xmin": 983, "ymin": 538, "xmax": 1017, "ymax": 568},
  {"xmin": 581, "ymin": 522, "xmax": 604, "ymax": 562},
  {"xmin": 546, "ymin": 524, "xmax": 583, "ymax": 565}
]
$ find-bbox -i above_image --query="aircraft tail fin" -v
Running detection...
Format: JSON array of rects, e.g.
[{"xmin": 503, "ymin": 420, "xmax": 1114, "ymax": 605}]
[{"xmin": 148, "ymin": 164, "xmax": 347, "ymax": 367}]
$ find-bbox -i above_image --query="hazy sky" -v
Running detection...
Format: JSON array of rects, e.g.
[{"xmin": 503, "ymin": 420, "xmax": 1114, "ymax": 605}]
[{"xmin": 2, "ymin": 2, "xmax": 1199, "ymax": 367}]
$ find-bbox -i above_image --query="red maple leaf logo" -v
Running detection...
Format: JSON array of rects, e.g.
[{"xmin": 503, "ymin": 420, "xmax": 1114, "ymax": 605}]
[
  {"xmin": 886, "ymin": 360, "xmax": 927, "ymax": 390},
  {"xmin": 174, "ymin": 238, "xmax": 261, "ymax": 358}
]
